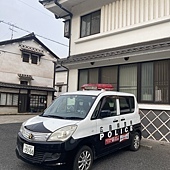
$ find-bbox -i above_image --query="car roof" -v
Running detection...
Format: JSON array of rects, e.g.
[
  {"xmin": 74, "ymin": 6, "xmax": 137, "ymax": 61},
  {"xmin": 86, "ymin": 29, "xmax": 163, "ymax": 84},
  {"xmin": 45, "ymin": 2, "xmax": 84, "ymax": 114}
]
[{"xmin": 61, "ymin": 90, "xmax": 135, "ymax": 97}]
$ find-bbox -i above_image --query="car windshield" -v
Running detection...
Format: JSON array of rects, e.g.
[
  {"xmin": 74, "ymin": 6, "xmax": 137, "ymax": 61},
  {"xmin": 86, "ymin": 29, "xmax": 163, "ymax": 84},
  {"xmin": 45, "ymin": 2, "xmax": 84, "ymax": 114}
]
[{"xmin": 41, "ymin": 95, "xmax": 96, "ymax": 120}]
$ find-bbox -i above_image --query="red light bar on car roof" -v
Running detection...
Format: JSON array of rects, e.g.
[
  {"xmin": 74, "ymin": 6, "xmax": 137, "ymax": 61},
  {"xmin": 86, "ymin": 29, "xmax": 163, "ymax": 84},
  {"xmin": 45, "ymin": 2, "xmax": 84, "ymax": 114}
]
[{"xmin": 81, "ymin": 84, "xmax": 114, "ymax": 91}]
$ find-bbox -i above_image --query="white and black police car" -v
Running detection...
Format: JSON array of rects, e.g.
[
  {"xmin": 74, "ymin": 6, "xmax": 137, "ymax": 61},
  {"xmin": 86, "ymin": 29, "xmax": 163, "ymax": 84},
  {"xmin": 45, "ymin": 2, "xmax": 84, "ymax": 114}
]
[{"xmin": 16, "ymin": 84, "xmax": 141, "ymax": 170}]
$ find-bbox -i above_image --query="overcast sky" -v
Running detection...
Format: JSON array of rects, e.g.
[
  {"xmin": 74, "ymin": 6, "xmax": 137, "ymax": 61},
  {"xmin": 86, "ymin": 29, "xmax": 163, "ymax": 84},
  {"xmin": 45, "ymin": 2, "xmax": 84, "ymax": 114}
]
[{"xmin": 0, "ymin": 0, "xmax": 69, "ymax": 58}]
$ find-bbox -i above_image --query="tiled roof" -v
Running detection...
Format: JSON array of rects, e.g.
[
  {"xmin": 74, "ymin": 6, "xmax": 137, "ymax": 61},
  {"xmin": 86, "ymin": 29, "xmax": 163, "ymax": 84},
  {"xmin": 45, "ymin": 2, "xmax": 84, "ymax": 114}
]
[
  {"xmin": 0, "ymin": 82, "xmax": 56, "ymax": 92},
  {"xmin": 58, "ymin": 37, "xmax": 170, "ymax": 64}
]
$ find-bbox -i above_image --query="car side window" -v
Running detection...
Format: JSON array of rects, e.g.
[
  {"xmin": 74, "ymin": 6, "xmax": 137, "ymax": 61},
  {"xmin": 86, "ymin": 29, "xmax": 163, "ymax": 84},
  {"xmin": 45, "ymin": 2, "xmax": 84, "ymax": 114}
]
[
  {"xmin": 119, "ymin": 96, "xmax": 135, "ymax": 115},
  {"xmin": 91, "ymin": 96, "xmax": 117, "ymax": 119},
  {"xmin": 100, "ymin": 96, "xmax": 117, "ymax": 118}
]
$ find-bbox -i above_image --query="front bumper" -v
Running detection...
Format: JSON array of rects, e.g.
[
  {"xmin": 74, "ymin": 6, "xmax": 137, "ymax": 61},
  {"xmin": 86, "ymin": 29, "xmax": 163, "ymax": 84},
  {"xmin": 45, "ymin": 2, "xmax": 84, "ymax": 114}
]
[{"xmin": 16, "ymin": 132, "xmax": 76, "ymax": 166}]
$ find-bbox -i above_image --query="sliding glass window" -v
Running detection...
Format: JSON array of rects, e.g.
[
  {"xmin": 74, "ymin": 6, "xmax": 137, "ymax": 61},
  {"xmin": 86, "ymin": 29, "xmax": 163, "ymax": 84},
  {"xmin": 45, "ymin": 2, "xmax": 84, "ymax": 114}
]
[
  {"xmin": 141, "ymin": 62, "xmax": 153, "ymax": 101},
  {"xmin": 119, "ymin": 64, "xmax": 137, "ymax": 96},
  {"xmin": 101, "ymin": 66, "xmax": 118, "ymax": 90},
  {"xmin": 154, "ymin": 60, "xmax": 169, "ymax": 103}
]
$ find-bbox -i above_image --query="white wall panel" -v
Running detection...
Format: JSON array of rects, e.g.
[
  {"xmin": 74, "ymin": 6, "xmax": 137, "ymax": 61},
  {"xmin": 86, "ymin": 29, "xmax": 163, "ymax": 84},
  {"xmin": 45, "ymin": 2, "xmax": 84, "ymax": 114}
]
[
  {"xmin": 100, "ymin": 0, "xmax": 170, "ymax": 32},
  {"xmin": 71, "ymin": 0, "xmax": 170, "ymax": 55},
  {"xmin": 68, "ymin": 69, "xmax": 78, "ymax": 92}
]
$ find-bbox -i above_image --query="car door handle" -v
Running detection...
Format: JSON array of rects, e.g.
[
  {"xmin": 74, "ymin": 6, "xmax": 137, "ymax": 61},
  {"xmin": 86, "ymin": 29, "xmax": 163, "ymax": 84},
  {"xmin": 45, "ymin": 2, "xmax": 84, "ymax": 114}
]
[
  {"xmin": 121, "ymin": 118, "xmax": 125, "ymax": 121},
  {"xmin": 113, "ymin": 120, "xmax": 118, "ymax": 123}
]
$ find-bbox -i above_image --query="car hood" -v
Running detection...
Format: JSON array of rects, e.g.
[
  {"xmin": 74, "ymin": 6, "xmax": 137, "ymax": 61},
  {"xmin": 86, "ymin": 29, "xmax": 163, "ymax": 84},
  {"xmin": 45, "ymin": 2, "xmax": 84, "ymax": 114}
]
[{"xmin": 24, "ymin": 115, "xmax": 80, "ymax": 133}]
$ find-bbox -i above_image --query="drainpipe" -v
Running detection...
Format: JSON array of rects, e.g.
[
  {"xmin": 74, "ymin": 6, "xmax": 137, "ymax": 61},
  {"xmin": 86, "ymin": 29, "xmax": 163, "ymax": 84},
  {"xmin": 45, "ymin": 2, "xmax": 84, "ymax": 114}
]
[
  {"xmin": 54, "ymin": 0, "xmax": 72, "ymax": 92},
  {"xmin": 53, "ymin": 61, "xmax": 57, "ymax": 100}
]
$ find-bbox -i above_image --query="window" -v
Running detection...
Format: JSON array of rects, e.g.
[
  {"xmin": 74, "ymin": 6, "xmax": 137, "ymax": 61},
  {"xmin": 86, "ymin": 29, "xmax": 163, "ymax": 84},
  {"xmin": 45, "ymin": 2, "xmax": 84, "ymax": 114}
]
[
  {"xmin": 119, "ymin": 64, "xmax": 137, "ymax": 96},
  {"xmin": 141, "ymin": 60, "xmax": 169, "ymax": 103},
  {"xmin": 22, "ymin": 52, "xmax": 39, "ymax": 64},
  {"xmin": 31, "ymin": 54, "xmax": 38, "ymax": 64},
  {"xmin": 78, "ymin": 59, "xmax": 170, "ymax": 104},
  {"xmin": 119, "ymin": 96, "xmax": 135, "ymax": 115},
  {"xmin": 101, "ymin": 66, "xmax": 118, "ymax": 90},
  {"xmin": 141, "ymin": 62, "xmax": 153, "ymax": 101},
  {"xmin": 79, "ymin": 70, "xmax": 88, "ymax": 89},
  {"xmin": 0, "ymin": 93, "xmax": 18, "ymax": 106},
  {"xmin": 22, "ymin": 52, "xmax": 30, "ymax": 63},
  {"xmin": 78, "ymin": 69, "xmax": 99, "ymax": 90},
  {"xmin": 20, "ymin": 81, "xmax": 28, "ymax": 85},
  {"xmin": 80, "ymin": 10, "xmax": 101, "ymax": 38},
  {"xmin": 154, "ymin": 61, "xmax": 169, "ymax": 103},
  {"xmin": 30, "ymin": 95, "xmax": 47, "ymax": 112},
  {"xmin": 43, "ymin": 95, "xmax": 96, "ymax": 119},
  {"xmin": 89, "ymin": 68, "xmax": 99, "ymax": 83},
  {"xmin": 98, "ymin": 96, "xmax": 117, "ymax": 118},
  {"xmin": 0, "ymin": 93, "xmax": 6, "ymax": 105}
]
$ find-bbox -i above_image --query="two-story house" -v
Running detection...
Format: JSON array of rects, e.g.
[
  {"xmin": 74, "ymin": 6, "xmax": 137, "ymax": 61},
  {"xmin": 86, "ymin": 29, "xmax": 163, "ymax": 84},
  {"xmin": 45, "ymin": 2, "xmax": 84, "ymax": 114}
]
[
  {"xmin": 0, "ymin": 33, "xmax": 58, "ymax": 114},
  {"xmin": 40, "ymin": 0, "xmax": 170, "ymax": 142}
]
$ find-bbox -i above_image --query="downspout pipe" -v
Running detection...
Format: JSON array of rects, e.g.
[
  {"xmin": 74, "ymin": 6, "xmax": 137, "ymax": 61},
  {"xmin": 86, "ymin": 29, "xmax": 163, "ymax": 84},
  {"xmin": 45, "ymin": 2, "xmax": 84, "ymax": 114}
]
[
  {"xmin": 53, "ymin": 61, "xmax": 57, "ymax": 99},
  {"xmin": 54, "ymin": 0, "xmax": 72, "ymax": 92}
]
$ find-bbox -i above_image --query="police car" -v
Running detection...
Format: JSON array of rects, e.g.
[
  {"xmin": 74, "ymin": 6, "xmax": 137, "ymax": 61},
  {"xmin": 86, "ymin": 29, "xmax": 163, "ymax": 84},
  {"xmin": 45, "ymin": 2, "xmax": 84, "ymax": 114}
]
[{"xmin": 16, "ymin": 84, "xmax": 141, "ymax": 170}]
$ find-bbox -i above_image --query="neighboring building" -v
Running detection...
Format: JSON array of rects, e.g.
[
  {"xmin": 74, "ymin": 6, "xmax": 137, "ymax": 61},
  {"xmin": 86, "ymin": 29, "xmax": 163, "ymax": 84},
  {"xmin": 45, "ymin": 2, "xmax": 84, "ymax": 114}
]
[
  {"xmin": 0, "ymin": 33, "xmax": 58, "ymax": 114},
  {"xmin": 41, "ymin": 0, "xmax": 170, "ymax": 142},
  {"xmin": 55, "ymin": 65, "xmax": 68, "ymax": 97}
]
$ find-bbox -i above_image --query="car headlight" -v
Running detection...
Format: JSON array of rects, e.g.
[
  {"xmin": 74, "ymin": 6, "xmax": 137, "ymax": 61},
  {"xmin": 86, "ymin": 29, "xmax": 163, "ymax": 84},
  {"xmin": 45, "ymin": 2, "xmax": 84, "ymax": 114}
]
[
  {"xmin": 20, "ymin": 122, "xmax": 26, "ymax": 134},
  {"xmin": 47, "ymin": 125, "xmax": 77, "ymax": 142}
]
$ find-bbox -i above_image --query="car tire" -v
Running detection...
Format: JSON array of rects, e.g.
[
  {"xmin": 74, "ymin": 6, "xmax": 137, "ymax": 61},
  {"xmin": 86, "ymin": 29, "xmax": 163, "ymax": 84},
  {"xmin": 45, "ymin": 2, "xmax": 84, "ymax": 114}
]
[
  {"xmin": 130, "ymin": 132, "xmax": 140, "ymax": 151},
  {"xmin": 73, "ymin": 146, "xmax": 93, "ymax": 170}
]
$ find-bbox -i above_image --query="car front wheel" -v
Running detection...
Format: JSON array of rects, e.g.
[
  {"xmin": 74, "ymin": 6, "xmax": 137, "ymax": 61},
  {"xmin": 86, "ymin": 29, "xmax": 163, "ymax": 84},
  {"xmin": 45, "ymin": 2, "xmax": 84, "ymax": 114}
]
[{"xmin": 73, "ymin": 146, "xmax": 93, "ymax": 170}]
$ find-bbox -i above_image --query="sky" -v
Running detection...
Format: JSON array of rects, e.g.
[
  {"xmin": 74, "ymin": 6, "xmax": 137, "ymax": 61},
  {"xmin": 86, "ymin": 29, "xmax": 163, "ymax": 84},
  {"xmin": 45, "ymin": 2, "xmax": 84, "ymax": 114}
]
[{"xmin": 0, "ymin": 0, "xmax": 69, "ymax": 58}]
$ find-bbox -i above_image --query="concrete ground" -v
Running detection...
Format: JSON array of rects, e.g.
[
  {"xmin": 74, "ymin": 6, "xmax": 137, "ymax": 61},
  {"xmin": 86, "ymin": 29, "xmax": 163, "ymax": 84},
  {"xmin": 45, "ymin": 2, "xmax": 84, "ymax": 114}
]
[
  {"xmin": 0, "ymin": 114, "xmax": 37, "ymax": 124},
  {"xmin": 0, "ymin": 114, "xmax": 169, "ymax": 147}
]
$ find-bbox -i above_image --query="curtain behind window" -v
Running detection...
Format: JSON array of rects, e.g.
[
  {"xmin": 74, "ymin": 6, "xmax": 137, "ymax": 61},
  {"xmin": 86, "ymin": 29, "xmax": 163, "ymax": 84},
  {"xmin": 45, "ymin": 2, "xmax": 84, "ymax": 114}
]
[
  {"xmin": 119, "ymin": 64, "xmax": 137, "ymax": 96},
  {"xmin": 155, "ymin": 60, "xmax": 169, "ymax": 103},
  {"xmin": 79, "ymin": 70, "xmax": 88, "ymax": 90},
  {"xmin": 89, "ymin": 68, "xmax": 99, "ymax": 83},
  {"xmin": 141, "ymin": 62, "xmax": 153, "ymax": 101},
  {"xmin": 0, "ymin": 93, "xmax": 6, "ymax": 105},
  {"xmin": 101, "ymin": 66, "xmax": 118, "ymax": 90}
]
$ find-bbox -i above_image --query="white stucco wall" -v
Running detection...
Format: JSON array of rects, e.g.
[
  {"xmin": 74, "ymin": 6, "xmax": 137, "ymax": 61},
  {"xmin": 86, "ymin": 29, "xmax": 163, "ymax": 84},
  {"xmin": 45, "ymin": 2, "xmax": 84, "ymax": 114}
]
[
  {"xmin": 65, "ymin": 0, "xmax": 170, "ymax": 91},
  {"xmin": 0, "ymin": 107, "xmax": 18, "ymax": 114},
  {"xmin": 68, "ymin": 69, "xmax": 78, "ymax": 92},
  {"xmin": 0, "ymin": 40, "xmax": 56, "ymax": 88},
  {"xmin": 70, "ymin": 0, "xmax": 170, "ymax": 55}
]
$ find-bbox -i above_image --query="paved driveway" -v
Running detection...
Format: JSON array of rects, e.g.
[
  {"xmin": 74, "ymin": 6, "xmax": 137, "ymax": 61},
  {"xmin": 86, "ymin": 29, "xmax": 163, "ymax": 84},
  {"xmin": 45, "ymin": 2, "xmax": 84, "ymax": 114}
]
[{"xmin": 0, "ymin": 115, "xmax": 170, "ymax": 170}]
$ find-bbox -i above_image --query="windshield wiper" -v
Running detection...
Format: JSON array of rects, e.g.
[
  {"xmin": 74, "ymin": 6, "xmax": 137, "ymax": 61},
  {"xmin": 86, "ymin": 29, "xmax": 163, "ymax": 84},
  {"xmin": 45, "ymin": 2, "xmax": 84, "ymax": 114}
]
[
  {"xmin": 64, "ymin": 117, "xmax": 83, "ymax": 120},
  {"xmin": 42, "ymin": 115, "xmax": 65, "ymax": 119}
]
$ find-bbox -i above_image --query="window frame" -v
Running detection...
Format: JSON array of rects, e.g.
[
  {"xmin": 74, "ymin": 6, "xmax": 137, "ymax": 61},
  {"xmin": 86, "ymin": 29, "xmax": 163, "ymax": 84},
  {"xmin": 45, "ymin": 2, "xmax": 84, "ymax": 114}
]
[
  {"xmin": 80, "ymin": 10, "xmax": 101, "ymax": 38},
  {"xmin": 0, "ymin": 92, "xmax": 18, "ymax": 107},
  {"xmin": 30, "ymin": 94, "xmax": 47, "ymax": 113},
  {"xmin": 31, "ymin": 54, "xmax": 39, "ymax": 64},
  {"xmin": 78, "ymin": 59, "xmax": 170, "ymax": 104},
  {"xmin": 20, "ymin": 81, "xmax": 28, "ymax": 85},
  {"xmin": 119, "ymin": 96, "xmax": 135, "ymax": 115},
  {"xmin": 22, "ymin": 52, "xmax": 30, "ymax": 63},
  {"xmin": 22, "ymin": 51, "xmax": 40, "ymax": 65}
]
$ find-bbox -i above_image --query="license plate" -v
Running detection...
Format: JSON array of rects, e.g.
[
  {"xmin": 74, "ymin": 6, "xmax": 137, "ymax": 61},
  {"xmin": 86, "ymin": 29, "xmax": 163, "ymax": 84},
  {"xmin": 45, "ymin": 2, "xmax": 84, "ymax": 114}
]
[{"xmin": 23, "ymin": 143, "xmax": 34, "ymax": 156}]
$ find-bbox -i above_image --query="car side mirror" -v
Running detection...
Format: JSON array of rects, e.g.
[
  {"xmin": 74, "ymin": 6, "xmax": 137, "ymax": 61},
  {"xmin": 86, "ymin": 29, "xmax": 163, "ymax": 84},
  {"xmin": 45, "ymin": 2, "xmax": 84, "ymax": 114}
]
[{"xmin": 100, "ymin": 110, "xmax": 111, "ymax": 118}]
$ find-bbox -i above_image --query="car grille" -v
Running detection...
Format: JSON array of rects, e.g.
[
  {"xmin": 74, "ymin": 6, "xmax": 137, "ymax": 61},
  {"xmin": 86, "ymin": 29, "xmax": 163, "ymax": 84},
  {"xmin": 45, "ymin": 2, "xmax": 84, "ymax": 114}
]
[
  {"xmin": 22, "ymin": 127, "xmax": 51, "ymax": 142},
  {"xmin": 17, "ymin": 138, "xmax": 45, "ymax": 164}
]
